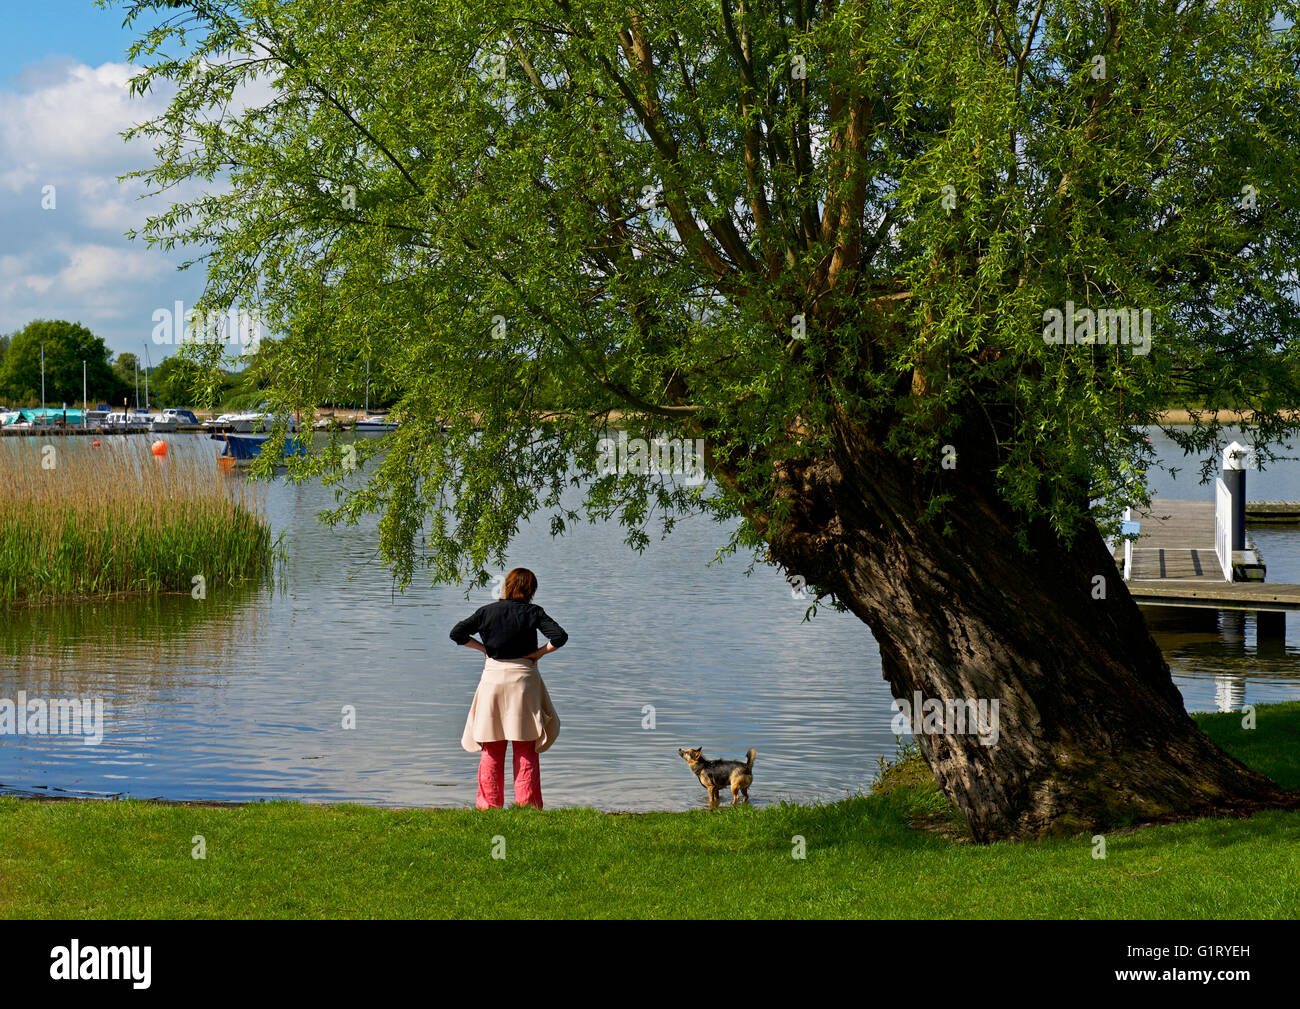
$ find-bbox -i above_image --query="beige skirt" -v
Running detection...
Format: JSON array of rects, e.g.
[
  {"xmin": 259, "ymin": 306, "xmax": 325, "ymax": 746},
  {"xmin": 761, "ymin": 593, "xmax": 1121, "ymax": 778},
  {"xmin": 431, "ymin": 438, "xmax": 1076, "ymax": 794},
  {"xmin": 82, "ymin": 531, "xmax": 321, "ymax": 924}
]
[{"xmin": 461, "ymin": 657, "xmax": 560, "ymax": 754}]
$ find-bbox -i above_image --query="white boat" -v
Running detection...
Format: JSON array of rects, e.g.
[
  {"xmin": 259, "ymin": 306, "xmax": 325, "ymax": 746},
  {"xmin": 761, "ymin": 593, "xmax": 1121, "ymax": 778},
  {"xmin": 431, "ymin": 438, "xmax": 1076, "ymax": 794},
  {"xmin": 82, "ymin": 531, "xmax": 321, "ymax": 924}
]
[
  {"xmin": 225, "ymin": 413, "xmax": 262, "ymax": 433},
  {"xmin": 210, "ymin": 405, "xmax": 299, "ymax": 433},
  {"xmin": 354, "ymin": 412, "xmax": 399, "ymax": 433}
]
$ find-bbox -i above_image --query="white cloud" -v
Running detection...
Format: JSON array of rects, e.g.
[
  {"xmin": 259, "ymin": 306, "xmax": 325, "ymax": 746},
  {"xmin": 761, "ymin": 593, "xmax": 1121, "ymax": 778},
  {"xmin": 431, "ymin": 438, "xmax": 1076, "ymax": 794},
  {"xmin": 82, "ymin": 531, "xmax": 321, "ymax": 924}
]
[
  {"xmin": 0, "ymin": 164, "xmax": 38, "ymax": 193},
  {"xmin": 0, "ymin": 243, "xmax": 164, "ymax": 310},
  {"xmin": 0, "ymin": 62, "xmax": 168, "ymax": 172},
  {"xmin": 57, "ymin": 242, "xmax": 167, "ymax": 290},
  {"xmin": 0, "ymin": 60, "xmax": 199, "ymax": 351},
  {"xmin": 0, "ymin": 253, "xmax": 33, "ymax": 277},
  {"xmin": 77, "ymin": 175, "xmax": 152, "ymax": 232},
  {"xmin": 0, "ymin": 54, "xmax": 282, "ymax": 353}
]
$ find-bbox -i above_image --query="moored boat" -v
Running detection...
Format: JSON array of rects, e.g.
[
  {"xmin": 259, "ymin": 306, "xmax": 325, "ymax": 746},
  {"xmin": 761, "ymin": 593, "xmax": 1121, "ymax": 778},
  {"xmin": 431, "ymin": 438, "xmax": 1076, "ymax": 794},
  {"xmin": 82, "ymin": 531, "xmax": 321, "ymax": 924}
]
[
  {"xmin": 208, "ymin": 405, "xmax": 299, "ymax": 433},
  {"xmin": 212, "ymin": 431, "xmax": 310, "ymax": 469},
  {"xmin": 354, "ymin": 411, "xmax": 399, "ymax": 433}
]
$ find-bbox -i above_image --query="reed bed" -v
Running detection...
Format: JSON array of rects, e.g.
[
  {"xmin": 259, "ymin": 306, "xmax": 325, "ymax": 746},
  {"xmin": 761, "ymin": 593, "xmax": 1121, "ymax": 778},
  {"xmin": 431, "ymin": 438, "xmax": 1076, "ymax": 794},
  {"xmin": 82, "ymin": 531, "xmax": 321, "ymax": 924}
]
[{"xmin": 0, "ymin": 439, "xmax": 274, "ymax": 605}]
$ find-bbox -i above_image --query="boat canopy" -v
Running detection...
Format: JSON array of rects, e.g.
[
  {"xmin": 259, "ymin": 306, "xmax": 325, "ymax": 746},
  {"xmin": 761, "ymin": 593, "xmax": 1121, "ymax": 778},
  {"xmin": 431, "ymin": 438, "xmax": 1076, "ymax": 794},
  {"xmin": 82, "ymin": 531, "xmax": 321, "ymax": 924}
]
[
  {"xmin": 3, "ymin": 408, "xmax": 86, "ymax": 425},
  {"xmin": 213, "ymin": 432, "xmax": 311, "ymax": 461}
]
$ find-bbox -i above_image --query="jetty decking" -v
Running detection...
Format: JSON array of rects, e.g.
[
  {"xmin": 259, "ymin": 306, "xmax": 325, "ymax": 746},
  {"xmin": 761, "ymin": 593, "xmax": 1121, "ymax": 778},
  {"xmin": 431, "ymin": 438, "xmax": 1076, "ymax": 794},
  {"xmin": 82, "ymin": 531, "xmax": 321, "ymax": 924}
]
[
  {"xmin": 1127, "ymin": 582, "xmax": 1300, "ymax": 612},
  {"xmin": 1245, "ymin": 502, "xmax": 1300, "ymax": 522},
  {"xmin": 1122, "ymin": 499, "xmax": 1222, "ymax": 582},
  {"xmin": 1116, "ymin": 498, "xmax": 1300, "ymax": 632}
]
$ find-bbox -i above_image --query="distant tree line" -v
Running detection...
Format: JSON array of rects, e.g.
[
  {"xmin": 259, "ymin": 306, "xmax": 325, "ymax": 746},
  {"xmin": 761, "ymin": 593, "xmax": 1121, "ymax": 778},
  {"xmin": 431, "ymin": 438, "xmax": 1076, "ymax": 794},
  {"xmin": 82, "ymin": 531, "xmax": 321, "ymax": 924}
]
[
  {"xmin": 0, "ymin": 320, "xmax": 129, "ymax": 408},
  {"xmin": 0, "ymin": 318, "xmax": 403, "ymax": 412}
]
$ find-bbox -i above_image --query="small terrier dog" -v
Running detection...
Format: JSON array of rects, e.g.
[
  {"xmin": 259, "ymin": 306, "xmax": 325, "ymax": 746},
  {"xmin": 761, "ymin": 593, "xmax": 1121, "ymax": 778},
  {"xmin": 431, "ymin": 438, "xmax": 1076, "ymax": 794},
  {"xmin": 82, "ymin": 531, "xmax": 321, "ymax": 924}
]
[{"xmin": 677, "ymin": 746, "xmax": 756, "ymax": 808}]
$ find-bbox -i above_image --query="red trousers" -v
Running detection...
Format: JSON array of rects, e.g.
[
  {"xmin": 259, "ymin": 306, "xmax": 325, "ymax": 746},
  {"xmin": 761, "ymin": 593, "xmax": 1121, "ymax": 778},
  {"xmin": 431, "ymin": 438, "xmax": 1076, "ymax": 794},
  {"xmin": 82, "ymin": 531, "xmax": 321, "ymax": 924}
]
[{"xmin": 476, "ymin": 739, "xmax": 543, "ymax": 809}]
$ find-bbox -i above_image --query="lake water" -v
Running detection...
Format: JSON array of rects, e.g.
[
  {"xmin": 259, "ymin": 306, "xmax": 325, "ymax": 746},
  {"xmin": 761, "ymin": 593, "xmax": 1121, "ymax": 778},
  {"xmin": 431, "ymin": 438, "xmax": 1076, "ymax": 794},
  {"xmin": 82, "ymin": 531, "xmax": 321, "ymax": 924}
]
[{"xmin": 3, "ymin": 426, "xmax": 1300, "ymax": 810}]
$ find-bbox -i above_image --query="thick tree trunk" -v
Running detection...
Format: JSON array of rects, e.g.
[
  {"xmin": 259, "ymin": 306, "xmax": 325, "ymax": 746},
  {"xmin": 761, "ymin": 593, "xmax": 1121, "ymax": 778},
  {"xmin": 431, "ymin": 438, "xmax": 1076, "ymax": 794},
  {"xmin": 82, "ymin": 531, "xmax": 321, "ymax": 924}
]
[{"xmin": 766, "ymin": 418, "xmax": 1298, "ymax": 842}]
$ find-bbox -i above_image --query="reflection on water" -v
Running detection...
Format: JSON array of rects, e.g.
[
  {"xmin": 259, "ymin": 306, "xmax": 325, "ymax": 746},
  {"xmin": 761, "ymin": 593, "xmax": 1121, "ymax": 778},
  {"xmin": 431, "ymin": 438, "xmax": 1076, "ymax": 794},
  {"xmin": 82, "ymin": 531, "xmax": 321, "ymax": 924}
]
[
  {"xmin": 3, "ymin": 426, "xmax": 1300, "ymax": 808},
  {"xmin": 0, "ymin": 434, "xmax": 887, "ymax": 809},
  {"xmin": 1144, "ymin": 426, "xmax": 1300, "ymax": 712},
  {"xmin": 1143, "ymin": 605, "xmax": 1300, "ymax": 712}
]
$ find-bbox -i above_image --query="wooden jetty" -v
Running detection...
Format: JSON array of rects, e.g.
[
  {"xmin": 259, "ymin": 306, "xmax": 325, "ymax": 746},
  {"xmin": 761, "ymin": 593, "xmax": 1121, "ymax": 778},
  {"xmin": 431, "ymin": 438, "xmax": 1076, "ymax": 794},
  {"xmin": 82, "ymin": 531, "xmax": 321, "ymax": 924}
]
[
  {"xmin": 1127, "ymin": 582, "xmax": 1300, "ymax": 613},
  {"xmin": 1245, "ymin": 502, "xmax": 1300, "ymax": 523},
  {"xmin": 0, "ymin": 424, "xmax": 215, "ymax": 437},
  {"xmin": 1, "ymin": 426, "xmax": 150, "ymax": 436},
  {"xmin": 1116, "ymin": 496, "xmax": 1300, "ymax": 634},
  {"xmin": 1121, "ymin": 500, "xmax": 1228, "ymax": 582}
]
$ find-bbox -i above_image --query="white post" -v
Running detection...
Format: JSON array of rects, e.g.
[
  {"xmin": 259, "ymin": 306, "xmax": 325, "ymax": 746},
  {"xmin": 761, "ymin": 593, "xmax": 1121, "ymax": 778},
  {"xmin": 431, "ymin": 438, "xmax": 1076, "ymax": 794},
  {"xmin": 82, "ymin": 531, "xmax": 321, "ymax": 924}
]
[{"xmin": 1222, "ymin": 442, "xmax": 1253, "ymax": 554}]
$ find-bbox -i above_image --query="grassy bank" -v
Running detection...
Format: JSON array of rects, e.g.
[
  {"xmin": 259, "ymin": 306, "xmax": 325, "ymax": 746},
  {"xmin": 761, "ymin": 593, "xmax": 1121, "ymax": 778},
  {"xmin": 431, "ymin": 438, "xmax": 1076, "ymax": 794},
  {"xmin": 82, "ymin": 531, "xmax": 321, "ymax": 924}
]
[
  {"xmin": 0, "ymin": 439, "xmax": 273, "ymax": 605},
  {"xmin": 2, "ymin": 704, "xmax": 1298, "ymax": 919}
]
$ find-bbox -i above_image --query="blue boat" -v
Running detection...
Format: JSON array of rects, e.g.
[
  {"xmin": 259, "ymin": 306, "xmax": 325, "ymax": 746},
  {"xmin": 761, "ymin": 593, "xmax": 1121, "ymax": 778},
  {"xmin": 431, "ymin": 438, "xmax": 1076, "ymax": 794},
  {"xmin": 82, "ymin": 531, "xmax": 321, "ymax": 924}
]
[{"xmin": 213, "ymin": 432, "xmax": 309, "ymax": 467}]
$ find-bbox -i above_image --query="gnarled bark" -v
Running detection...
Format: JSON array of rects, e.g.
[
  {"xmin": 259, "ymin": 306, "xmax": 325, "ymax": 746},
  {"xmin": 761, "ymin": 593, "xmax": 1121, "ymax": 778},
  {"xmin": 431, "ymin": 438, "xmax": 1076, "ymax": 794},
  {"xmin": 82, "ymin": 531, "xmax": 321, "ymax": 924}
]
[{"xmin": 763, "ymin": 417, "xmax": 1298, "ymax": 842}]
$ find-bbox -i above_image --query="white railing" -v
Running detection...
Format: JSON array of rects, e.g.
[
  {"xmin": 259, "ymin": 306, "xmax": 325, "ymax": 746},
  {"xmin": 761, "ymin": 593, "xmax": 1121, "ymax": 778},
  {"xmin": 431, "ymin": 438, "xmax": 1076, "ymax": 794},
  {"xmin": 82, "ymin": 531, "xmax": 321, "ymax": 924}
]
[
  {"xmin": 1123, "ymin": 506, "xmax": 1133, "ymax": 581},
  {"xmin": 1215, "ymin": 477, "xmax": 1233, "ymax": 581}
]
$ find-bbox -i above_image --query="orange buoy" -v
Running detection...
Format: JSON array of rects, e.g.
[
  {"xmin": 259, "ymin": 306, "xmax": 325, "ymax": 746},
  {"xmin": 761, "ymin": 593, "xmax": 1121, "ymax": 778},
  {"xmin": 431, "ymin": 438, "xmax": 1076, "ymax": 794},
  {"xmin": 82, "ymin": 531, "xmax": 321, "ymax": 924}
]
[
  {"xmin": 151, "ymin": 440, "xmax": 167, "ymax": 456},
  {"xmin": 91, "ymin": 440, "xmax": 101, "ymax": 447}
]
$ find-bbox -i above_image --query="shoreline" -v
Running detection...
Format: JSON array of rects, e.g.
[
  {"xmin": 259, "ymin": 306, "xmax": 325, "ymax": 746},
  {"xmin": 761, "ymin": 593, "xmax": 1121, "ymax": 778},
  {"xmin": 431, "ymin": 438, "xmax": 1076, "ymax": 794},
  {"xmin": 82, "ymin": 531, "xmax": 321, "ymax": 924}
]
[
  {"xmin": 1157, "ymin": 408, "xmax": 1300, "ymax": 424},
  {"xmin": 3, "ymin": 406, "xmax": 1290, "ymax": 429},
  {"xmin": 0, "ymin": 789, "xmax": 769, "ymax": 816},
  {"xmin": 2, "ymin": 704, "xmax": 1290, "ymax": 819},
  {"xmin": 2, "ymin": 703, "xmax": 1297, "ymax": 918}
]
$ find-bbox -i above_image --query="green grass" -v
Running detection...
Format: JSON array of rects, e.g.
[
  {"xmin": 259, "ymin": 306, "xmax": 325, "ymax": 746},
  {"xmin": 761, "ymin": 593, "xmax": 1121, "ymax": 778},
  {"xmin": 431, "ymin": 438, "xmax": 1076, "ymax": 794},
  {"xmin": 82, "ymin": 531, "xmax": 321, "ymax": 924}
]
[
  {"xmin": 3, "ymin": 704, "xmax": 1299, "ymax": 919},
  {"xmin": 0, "ymin": 439, "xmax": 273, "ymax": 605}
]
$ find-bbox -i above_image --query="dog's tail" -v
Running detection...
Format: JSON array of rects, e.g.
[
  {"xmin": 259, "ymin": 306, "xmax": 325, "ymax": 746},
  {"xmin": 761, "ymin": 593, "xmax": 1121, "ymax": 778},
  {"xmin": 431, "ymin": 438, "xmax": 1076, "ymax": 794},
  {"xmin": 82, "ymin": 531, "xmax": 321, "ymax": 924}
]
[{"xmin": 744, "ymin": 748, "xmax": 756, "ymax": 772}]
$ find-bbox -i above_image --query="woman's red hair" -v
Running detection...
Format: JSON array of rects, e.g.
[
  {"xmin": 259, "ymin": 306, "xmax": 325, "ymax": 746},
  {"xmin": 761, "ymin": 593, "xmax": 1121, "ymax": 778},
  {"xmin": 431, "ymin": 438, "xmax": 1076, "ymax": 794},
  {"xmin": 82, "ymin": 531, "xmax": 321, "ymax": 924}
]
[{"xmin": 502, "ymin": 568, "xmax": 538, "ymax": 603}]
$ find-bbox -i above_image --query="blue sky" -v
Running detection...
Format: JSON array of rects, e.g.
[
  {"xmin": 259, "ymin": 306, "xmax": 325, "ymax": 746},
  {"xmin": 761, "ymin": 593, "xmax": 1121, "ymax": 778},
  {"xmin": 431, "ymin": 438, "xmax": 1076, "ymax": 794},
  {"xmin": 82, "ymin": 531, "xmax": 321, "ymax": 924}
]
[
  {"xmin": 0, "ymin": 1, "xmax": 163, "ymax": 75},
  {"xmin": 0, "ymin": 0, "xmax": 208, "ymax": 361}
]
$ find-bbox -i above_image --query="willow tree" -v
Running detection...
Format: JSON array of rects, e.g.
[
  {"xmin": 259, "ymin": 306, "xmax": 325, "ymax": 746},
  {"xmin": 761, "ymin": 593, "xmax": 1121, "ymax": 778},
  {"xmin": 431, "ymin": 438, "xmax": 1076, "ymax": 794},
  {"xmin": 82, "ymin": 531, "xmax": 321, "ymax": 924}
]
[{"xmin": 119, "ymin": 0, "xmax": 1300, "ymax": 840}]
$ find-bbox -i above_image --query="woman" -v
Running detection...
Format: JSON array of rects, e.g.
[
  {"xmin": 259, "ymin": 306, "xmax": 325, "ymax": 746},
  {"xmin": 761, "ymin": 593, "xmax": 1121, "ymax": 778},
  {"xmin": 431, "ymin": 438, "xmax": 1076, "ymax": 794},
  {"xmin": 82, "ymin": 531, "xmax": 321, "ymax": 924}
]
[{"xmin": 450, "ymin": 567, "xmax": 567, "ymax": 809}]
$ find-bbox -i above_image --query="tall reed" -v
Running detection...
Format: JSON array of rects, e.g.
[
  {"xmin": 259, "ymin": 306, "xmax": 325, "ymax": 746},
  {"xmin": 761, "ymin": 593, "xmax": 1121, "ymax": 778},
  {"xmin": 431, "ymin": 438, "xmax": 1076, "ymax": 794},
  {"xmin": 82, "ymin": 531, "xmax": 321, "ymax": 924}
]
[{"xmin": 0, "ymin": 439, "xmax": 274, "ymax": 605}]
